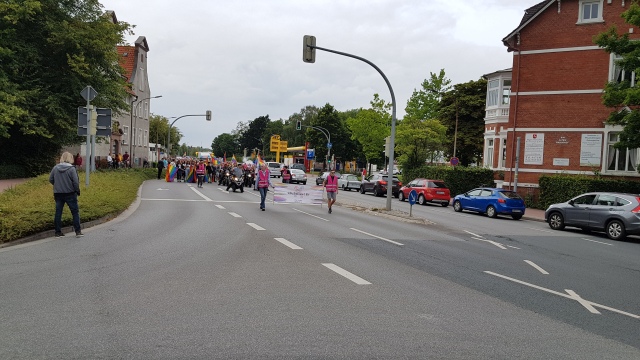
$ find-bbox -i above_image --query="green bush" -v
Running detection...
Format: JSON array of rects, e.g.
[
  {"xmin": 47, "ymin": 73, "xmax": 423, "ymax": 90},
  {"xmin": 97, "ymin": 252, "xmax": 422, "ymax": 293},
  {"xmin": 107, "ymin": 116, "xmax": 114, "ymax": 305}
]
[
  {"xmin": 0, "ymin": 168, "xmax": 156, "ymax": 244},
  {"xmin": 538, "ymin": 174, "xmax": 640, "ymax": 209},
  {"xmin": 402, "ymin": 166, "xmax": 494, "ymax": 196},
  {"xmin": 0, "ymin": 165, "xmax": 27, "ymax": 179}
]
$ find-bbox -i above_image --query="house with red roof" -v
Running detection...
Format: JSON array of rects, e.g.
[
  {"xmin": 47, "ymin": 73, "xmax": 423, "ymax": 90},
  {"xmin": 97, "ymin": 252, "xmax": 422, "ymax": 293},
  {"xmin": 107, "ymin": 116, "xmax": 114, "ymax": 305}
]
[{"xmin": 483, "ymin": 0, "xmax": 640, "ymax": 195}]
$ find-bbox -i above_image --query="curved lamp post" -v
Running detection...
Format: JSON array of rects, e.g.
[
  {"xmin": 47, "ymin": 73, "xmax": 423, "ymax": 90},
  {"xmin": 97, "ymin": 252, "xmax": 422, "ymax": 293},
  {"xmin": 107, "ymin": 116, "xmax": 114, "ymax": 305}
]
[{"xmin": 167, "ymin": 111, "xmax": 212, "ymax": 157}]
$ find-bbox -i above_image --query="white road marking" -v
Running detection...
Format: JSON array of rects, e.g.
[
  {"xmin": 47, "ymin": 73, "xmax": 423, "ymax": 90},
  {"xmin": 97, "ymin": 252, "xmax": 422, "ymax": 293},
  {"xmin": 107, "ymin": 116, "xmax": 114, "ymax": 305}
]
[
  {"xmin": 292, "ymin": 208, "xmax": 329, "ymax": 221},
  {"xmin": 247, "ymin": 223, "xmax": 265, "ymax": 231},
  {"xmin": 565, "ymin": 289, "xmax": 600, "ymax": 314},
  {"xmin": 464, "ymin": 230, "xmax": 483, "ymax": 238},
  {"xmin": 471, "ymin": 237, "xmax": 507, "ymax": 250},
  {"xmin": 228, "ymin": 212, "xmax": 242, "ymax": 218},
  {"xmin": 524, "ymin": 260, "xmax": 549, "ymax": 274},
  {"xmin": 581, "ymin": 238, "xmax": 614, "ymax": 246},
  {"xmin": 505, "ymin": 245, "xmax": 521, "ymax": 249},
  {"xmin": 485, "ymin": 271, "xmax": 640, "ymax": 319},
  {"xmin": 525, "ymin": 227, "xmax": 555, "ymax": 234},
  {"xmin": 142, "ymin": 198, "xmax": 208, "ymax": 202},
  {"xmin": 189, "ymin": 187, "xmax": 212, "ymax": 201},
  {"xmin": 350, "ymin": 228, "xmax": 404, "ymax": 246},
  {"xmin": 156, "ymin": 188, "xmax": 169, "ymax": 191},
  {"xmin": 215, "ymin": 205, "xmax": 225, "ymax": 209},
  {"xmin": 275, "ymin": 238, "xmax": 303, "ymax": 249},
  {"xmin": 323, "ymin": 263, "xmax": 371, "ymax": 285}
]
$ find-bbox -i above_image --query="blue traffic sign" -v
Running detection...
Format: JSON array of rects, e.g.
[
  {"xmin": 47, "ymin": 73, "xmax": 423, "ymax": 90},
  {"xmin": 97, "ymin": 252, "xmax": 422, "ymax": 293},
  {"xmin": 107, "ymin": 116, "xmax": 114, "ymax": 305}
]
[
  {"xmin": 408, "ymin": 189, "xmax": 418, "ymax": 205},
  {"xmin": 450, "ymin": 157, "xmax": 459, "ymax": 166},
  {"xmin": 327, "ymin": 142, "xmax": 332, "ymax": 149}
]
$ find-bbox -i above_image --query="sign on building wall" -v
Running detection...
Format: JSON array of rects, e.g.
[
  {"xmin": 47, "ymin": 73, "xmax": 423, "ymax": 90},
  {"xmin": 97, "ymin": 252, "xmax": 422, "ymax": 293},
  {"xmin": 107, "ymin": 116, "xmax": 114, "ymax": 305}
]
[
  {"xmin": 524, "ymin": 133, "xmax": 544, "ymax": 165},
  {"xmin": 580, "ymin": 134, "xmax": 603, "ymax": 166}
]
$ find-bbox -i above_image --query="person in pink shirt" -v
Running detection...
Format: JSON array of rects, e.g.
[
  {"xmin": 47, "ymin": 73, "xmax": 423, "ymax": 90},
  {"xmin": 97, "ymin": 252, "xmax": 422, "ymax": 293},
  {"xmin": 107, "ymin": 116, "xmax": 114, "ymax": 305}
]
[{"xmin": 323, "ymin": 169, "xmax": 339, "ymax": 214}]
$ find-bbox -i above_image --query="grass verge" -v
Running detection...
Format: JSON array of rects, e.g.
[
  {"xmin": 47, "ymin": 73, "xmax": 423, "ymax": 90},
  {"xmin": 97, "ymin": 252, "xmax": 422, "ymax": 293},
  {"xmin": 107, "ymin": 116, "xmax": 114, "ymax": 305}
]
[{"xmin": 0, "ymin": 169, "xmax": 157, "ymax": 244}]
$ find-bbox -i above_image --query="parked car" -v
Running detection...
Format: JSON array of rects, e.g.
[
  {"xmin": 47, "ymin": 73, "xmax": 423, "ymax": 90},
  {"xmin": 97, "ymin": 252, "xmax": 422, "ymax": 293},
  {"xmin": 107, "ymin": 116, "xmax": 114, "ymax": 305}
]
[
  {"xmin": 453, "ymin": 187, "xmax": 526, "ymax": 220},
  {"xmin": 398, "ymin": 179, "xmax": 450, "ymax": 207},
  {"xmin": 337, "ymin": 174, "xmax": 361, "ymax": 191},
  {"xmin": 265, "ymin": 162, "xmax": 282, "ymax": 177},
  {"xmin": 360, "ymin": 173, "xmax": 402, "ymax": 197},
  {"xmin": 316, "ymin": 171, "xmax": 341, "ymax": 186},
  {"xmin": 545, "ymin": 192, "xmax": 640, "ymax": 240},
  {"xmin": 289, "ymin": 169, "xmax": 307, "ymax": 185}
]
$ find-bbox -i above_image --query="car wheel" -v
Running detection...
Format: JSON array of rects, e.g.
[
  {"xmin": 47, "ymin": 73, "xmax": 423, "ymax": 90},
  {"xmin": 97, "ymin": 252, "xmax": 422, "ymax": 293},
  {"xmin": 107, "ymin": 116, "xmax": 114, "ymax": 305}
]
[
  {"xmin": 418, "ymin": 194, "xmax": 426, "ymax": 205},
  {"xmin": 373, "ymin": 186, "xmax": 380, "ymax": 197},
  {"xmin": 303, "ymin": 181, "xmax": 306, "ymax": 185},
  {"xmin": 548, "ymin": 212, "xmax": 565, "ymax": 230},
  {"xmin": 441, "ymin": 201, "xmax": 448, "ymax": 207},
  {"xmin": 486, "ymin": 205, "xmax": 497, "ymax": 218},
  {"xmin": 511, "ymin": 214, "xmax": 522, "ymax": 220},
  {"xmin": 398, "ymin": 192, "xmax": 405, "ymax": 201},
  {"xmin": 453, "ymin": 200, "xmax": 462, "ymax": 212},
  {"xmin": 341, "ymin": 184, "xmax": 346, "ymax": 190},
  {"xmin": 606, "ymin": 220, "xmax": 626, "ymax": 240}
]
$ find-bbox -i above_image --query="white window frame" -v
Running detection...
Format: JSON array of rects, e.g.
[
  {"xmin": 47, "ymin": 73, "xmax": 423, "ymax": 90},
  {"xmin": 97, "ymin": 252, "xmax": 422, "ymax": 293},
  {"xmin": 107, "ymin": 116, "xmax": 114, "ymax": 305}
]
[
  {"xmin": 138, "ymin": 127, "xmax": 143, "ymax": 146},
  {"xmin": 485, "ymin": 139, "xmax": 494, "ymax": 168},
  {"xmin": 123, "ymin": 126, "xmax": 129, "ymax": 144},
  {"xmin": 498, "ymin": 138, "xmax": 507, "ymax": 169},
  {"xmin": 502, "ymin": 80, "xmax": 511, "ymax": 105},
  {"xmin": 578, "ymin": 0, "xmax": 604, "ymax": 24},
  {"xmin": 486, "ymin": 80, "xmax": 500, "ymax": 107},
  {"xmin": 138, "ymin": 67, "xmax": 145, "ymax": 91},
  {"xmin": 610, "ymin": 53, "xmax": 636, "ymax": 86},
  {"xmin": 144, "ymin": 130, "xmax": 148, "ymax": 147},
  {"xmin": 606, "ymin": 132, "xmax": 638, "ymax": 172}
]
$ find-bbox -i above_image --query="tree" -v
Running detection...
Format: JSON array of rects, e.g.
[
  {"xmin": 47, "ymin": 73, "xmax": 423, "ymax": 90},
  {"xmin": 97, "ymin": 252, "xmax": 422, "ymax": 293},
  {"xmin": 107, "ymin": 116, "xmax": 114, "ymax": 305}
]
[
  {"xmin": 307, "ymin": 103, "xmax": 351, "ymax": 167},
  {"xmin": 438, "ymin": 79, "xmax": 487, "ymax": 166},
  {"xmin": 595, "ymin": 3, "xmax": 640, "ymax": 151},
  {"xmin": 404, "ymin": 69, "xmax": 451, "ymax": 122},
  {"xmin": 395, "ymin": 118, "xmax": 447, "ymax": 169},
  {"xmin": 211, "ymin": 133, "xmax": 239, "ymax": 159},
  {"xmin": 0, "ymin": 0, "xmax": 133, "ymax": 175},
  {"xmin": 237, "ymin": 115, "xmax": 270, "ymax": 155},
  {"xmin": 346, "ymin": 94, "xmax": 391, "ymax": 167},
  {"xmin": 149, "ymin": 114, "xmax": 181, "ymax": 153}
]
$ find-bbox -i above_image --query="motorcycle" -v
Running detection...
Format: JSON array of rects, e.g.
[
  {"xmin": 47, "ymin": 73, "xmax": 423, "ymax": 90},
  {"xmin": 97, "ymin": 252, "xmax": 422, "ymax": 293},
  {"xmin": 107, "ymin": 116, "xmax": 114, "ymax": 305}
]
[
  {"xmin": 229, "ymin": 174, "xmax": 244, "ymax": 193},
  {"xmin": 244, "ymin": 172, "xmax": 255, "ymax": 187},
  {"xmin": 219, "ymin": 169, "xmax": 230, "ymax": 186}
]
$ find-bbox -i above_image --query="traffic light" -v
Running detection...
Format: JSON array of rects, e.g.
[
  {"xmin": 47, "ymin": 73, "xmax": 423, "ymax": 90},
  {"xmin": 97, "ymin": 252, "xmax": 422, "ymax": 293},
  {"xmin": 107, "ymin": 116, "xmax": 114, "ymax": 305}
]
[
  {"xmin": 384, "ymin": 136, "xmax": 391, "ymax": 157},
  {"xmin": 206, "ymin": 110, "xmax": 212, "ymax": 121},
  {"xmin": 90, "ymin": 106, "xmax": 97, "ymax": 135},
  {"xmin": 296, "ymin": 120, "xmax": 301, "ymax": 130},
  {"xmin": 303, "ymin": 35, "xmax": 316, "ymax": 63}
]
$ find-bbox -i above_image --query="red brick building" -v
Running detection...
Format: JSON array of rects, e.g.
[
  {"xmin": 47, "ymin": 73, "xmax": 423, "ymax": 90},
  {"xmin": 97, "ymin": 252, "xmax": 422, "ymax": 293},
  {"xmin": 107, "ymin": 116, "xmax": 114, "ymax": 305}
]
[{"xmin": 484, "ymin": 0, "xmax": 640, "ymax": 191}]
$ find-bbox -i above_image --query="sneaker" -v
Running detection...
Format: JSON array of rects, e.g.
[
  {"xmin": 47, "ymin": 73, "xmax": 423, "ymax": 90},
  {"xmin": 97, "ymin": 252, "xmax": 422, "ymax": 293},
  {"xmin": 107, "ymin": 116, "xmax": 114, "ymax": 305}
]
[
  {"xmin": 55, "ymin": 232, "xmax": 64, "ymax": 238},
  {"xmin": 262, "ymin": 208, "xmax": 265, "ymax": 211},
  {"xmin": 75, "ymin": 231, "xmax": 84, "ymax": 238},
  {"xmin": 329, "ymin": 208, "xmax": 332, "ymax": 214}
]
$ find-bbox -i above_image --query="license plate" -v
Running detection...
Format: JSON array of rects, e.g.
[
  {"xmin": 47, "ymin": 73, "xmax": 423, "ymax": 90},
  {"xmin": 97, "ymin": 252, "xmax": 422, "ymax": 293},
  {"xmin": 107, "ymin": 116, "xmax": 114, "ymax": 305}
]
[
  {"xmin": 512, "ymin": 209, "xmax": 521, "ymax": 213},
  {"xmin": 436, "ymin": 191, "xmax": 445, "ymax": 195}
]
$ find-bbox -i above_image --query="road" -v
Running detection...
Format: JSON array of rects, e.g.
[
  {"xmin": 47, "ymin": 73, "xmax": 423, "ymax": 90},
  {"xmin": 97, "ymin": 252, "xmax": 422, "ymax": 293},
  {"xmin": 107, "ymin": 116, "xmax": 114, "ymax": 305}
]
[{"xmin": 0, "ymin": 179, "xmax": 639, "ymax": 359}]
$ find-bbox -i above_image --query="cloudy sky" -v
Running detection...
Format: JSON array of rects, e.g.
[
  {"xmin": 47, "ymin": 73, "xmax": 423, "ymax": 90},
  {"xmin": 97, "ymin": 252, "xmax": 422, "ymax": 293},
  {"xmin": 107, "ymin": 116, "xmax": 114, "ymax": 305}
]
[{"xmin": 100, "ymin": 0, "xmax": 534, "ymax": 148}]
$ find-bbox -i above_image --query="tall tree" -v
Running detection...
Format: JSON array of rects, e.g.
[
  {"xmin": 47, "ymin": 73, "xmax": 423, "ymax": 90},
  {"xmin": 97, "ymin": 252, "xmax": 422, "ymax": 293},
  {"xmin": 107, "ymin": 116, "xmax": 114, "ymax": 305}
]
[
  {"xmin": 595, "ymin": 3, "xmax": 640, "ymax": 150},
  {"xmin": 404, "ymin": 69, "xmax": 451, "ymax": 122},
  {"xmin": 0, "ymin": 0, "xmax": 133, "ymax": 175},
  {"xmin": 395, "ymin": 118, "xmax": 447, "ymax": 169},
  {"xmin": 238, "ymin": 115, "xmax": 270, "ymax": 154},
  {"xmin": 211, "ymin": 133, "xmax": 239, "ymax": 159},
  {"xmin": 308, "ymin": 103, "xmax": 350, "ymax": 167},
  {"xmin": 346, "ymin": 94, "xmax": 391, "ymax": 167},
  {"xmin": 149, "ymin": 114, "xmax": 181, "ymax": 152}
]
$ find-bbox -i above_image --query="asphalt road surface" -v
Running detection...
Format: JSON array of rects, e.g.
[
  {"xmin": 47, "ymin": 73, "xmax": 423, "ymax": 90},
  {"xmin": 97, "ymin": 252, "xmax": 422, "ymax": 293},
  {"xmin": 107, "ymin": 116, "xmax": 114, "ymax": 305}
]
[{"xmin": 0, "ymin": 180, "xmax": 638, "ymax": 359}]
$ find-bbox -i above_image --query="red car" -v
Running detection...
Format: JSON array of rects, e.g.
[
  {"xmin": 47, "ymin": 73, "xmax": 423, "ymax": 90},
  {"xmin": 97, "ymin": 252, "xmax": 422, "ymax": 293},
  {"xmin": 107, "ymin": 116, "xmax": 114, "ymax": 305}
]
[{"xmin": 398, "ymin": 178, "xmax": 450, "ymax": 207}]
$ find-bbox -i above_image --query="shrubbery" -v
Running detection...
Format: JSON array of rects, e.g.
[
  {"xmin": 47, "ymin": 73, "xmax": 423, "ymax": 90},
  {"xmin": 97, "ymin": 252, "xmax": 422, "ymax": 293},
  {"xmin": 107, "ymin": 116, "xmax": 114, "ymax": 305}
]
[
  {"xmin": 539, "ymin": 174, "xmax": 640, "ymax": 209},
  {"xmin": 401, "ymin": 165, "xmax": 494, "ymax": 196}
]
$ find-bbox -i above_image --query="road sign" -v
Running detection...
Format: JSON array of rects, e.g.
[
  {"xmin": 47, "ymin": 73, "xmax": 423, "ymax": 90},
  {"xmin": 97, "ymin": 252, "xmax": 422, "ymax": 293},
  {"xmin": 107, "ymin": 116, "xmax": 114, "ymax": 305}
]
[
  {"xmin": 279, "ymin": 141, "xmax": 288, "ymax": 152},
  {"xmin": 80, "ymin": 86, "xmax": 97, "ymax": 102},
  {"xmin": 408, "ymin": 189, "xmax": 418, "ymax": 205},
  {"xmin": 78, "ymin": 107, "xmax": 112, "ymax": 136},
  {"xmin": 327, "ymin": 142, "xmax": 332, "ymax": 149},
  {"xmin": 450, "ymin": 157, "xmax": 459, "ymax": 166},
  {"xmin": 306, "ymin": 149, "xmax": 315, "ymax": 159},
  {"xmin": 270, "ymin": 139, "xmax": 280, "ymax": 151}
]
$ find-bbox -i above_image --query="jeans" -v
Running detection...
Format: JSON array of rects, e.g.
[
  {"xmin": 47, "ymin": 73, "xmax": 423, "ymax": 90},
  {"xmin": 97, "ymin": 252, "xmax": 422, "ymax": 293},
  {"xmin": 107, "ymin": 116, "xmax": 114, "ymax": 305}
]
[
  {"xmin": 54, "ymin": 193, "xmax": 81, "ymax": 234},
  {"xmin": 259, "ymin": 187, "xmax": 268, "ymax": 209}
]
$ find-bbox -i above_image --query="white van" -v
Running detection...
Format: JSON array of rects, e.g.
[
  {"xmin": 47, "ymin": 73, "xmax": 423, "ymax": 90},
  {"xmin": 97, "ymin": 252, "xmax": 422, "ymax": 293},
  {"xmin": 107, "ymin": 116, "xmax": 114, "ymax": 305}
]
[{"xmin": 265, "ymin": 162, "xmax": 282, "ymax": 177}]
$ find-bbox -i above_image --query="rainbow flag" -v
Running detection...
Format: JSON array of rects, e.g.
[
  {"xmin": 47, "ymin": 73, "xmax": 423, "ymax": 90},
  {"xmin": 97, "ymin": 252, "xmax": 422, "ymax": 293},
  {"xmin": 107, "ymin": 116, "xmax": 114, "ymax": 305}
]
[
  {"xmin": 231, "ymin": 155, "xmax": 237, "ymax": 165},
  {"xmin": 187, "ymin": 166, "xmax": 196, "ymax": 183},
  {"xmin": 166, "ymin": 163, "xmax": 177, "ymax": 182}
]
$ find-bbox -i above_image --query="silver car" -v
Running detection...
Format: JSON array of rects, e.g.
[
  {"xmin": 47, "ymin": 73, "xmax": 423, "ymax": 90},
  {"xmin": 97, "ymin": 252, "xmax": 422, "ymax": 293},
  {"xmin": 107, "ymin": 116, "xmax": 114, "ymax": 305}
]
[
  {"xmin": 545, "ymin": 192, "xmax": 640, "ymax": 240},
  {"xmin": 337, "ymin": 174, "xmax": 361, "ymax": 191}
]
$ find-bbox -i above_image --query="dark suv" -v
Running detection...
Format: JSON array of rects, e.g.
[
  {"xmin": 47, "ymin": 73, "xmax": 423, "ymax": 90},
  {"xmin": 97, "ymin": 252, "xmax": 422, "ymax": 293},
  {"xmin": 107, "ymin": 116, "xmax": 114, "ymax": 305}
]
[{"xmin": 359, "ymin": 174, "xmax": 402, "ymax": 197}]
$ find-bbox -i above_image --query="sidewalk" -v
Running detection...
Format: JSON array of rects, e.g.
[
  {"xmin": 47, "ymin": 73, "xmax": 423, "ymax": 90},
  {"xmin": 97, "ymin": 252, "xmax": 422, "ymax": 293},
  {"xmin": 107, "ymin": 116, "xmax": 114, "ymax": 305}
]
[{"xmin": 0, "ymin": 178, "xmax": 30, "ymax": 193}]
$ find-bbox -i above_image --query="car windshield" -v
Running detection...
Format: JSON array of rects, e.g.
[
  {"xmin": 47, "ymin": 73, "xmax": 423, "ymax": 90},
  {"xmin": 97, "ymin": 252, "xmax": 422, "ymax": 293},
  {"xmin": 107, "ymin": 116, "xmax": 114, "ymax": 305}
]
[{"xmin": 429, "ymin": 181, "xmax": 447, "ymax": 188}]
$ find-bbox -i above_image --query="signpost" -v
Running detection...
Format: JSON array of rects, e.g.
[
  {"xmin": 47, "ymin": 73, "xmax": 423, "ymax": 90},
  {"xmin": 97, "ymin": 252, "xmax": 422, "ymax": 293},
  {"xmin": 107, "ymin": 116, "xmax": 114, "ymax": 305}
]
[
  {"xmin": 80, "ymin": 86, "xmax": 97, "ymax": 187},
  {"xmin": 408, "ymin": 189, "xmax": 418, "ymax": 217}
]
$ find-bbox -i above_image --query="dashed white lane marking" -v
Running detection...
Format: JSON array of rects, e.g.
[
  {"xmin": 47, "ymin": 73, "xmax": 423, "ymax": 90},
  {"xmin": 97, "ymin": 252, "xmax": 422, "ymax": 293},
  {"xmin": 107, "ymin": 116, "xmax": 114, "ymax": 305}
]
[
  {"xmin": 525, "ymin": 227, "xmax": 555, "ymax": 234},
  {"xmin": 485, "ymin": 271, "xmax": 640, "ymax": 319},
  {"xmin": 274, "ymin": 238, "xmax": 303, "ymax": 250},
  {"xmin": 190, "ymin": 186, "xmax": 212, "ymax": 201},
  {"xmin": 228, "ymin": 212, "xmax": 242, "ymax": 218},
  {"xmin": 581, "ymin": 238, "xmax": 614, "ymax": 246},
  {"xmin": 323, "ymin": 263, "xmax": 371, "ymax": 285},
  {"xmin": 247, "ymin": 223, "xmax": 265, "ymax": 231},
  {"xmin": 464, "ymin": 230, "xmax": 483, "ymax": 238},
  {"xmin": 471, "ymin": 237, "xmax": 507, "ymax": 250},
  {"xmin": 215, "ymin": 205, "xmax": 225, "ymax": 209},
  {"xmin": 524, "ymin": 260, "xmax": 549, "ymax": 274},
  {"xmin": 292, "ymin": 208, "xmax": 329, "ymax": 222},
  {"xmin": 350, "ymin": 228, "xmax": 404, "ymax": 246}
]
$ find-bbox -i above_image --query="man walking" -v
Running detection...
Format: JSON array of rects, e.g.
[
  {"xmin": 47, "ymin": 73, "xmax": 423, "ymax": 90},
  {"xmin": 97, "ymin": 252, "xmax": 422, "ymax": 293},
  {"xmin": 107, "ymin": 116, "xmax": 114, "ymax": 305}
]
[
  {"xmin": 157, "ymin": 157, "xmax": 165, "ymax": 179},
  {"xmin": 49, "ymin": 151, "xmax": 83, "ymax": 238},
  {"xmin": 323, "ymin": 169, "xmax": 338, "ymax": 214}
]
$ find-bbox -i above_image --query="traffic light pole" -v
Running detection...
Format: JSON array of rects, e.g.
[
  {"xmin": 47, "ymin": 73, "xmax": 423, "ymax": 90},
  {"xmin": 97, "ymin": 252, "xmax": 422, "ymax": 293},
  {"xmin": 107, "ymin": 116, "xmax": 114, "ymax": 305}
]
[
  {"xmin": 304, "ymin": 39, "xmax": 397, "ymax": 210},
  {"xmin": 299, "ymin": 124, "xmax": 331, "ymax": 170},
  {"xmin": 167, "ymin": 111, "xmax": 212, "ymax": 157}
]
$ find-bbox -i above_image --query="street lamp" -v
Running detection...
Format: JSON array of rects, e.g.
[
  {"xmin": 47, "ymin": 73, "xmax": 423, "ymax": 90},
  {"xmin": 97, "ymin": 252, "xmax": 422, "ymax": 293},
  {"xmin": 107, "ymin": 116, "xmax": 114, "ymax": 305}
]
[
  {"xmin": 167, "ymin": 111, "xmax": 212, "ymax": 157},
  {"xmin": 130, "ymin": 95, "xmax": 162, "ymax": 167},
  {"xmin": 297, "ymin": 124, "xmax": 331, "ymax": 169}
]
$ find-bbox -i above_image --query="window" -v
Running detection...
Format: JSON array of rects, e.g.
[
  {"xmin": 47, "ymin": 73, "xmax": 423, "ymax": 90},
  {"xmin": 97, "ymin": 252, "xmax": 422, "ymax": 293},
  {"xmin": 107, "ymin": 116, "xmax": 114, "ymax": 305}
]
[
  {"xmin": 485, "ymin": 139, "xmax": 494, "ymax": 168},
  {"xmin": 574, "ymin": 194, "xmax": 596, "ymax": 205},
  {"xmin": 487, "ymin": 80, "xmax": 499, "ymax": 107},
  {"xmin": 144, "ymin": 130, "xmax": 148, "ymax": 147},
  {"xmin": 138, "ymin": 68, "xmax": 145, "ymax": 91},
  {"xmin": 611, "ymin": 54, "xmax": 635, "ymax": 86},
  {"xmin": 607, "ymin": 132, "xmax": 638, "ymax": 172},
  {"xmin": 502, "ymin": 80, "xmax": 511, "ymax": 105},
  {"xmin": 501, "ymin": 139, "xmax": 507, "ymax": 167},
  {"xmin": 132, "ymin": 128, "xmax": 136, "ymax": 145},
  {"xmin": 138, "ymin": 127, "xmax": 142, "ymax": 146},
  {"xmin": 578, "ymin": 0, "xmax": 603, "ymax": 23},
  {"xmin": 123, "ymin": 126, "xmax": 129, "ymax": 144}
]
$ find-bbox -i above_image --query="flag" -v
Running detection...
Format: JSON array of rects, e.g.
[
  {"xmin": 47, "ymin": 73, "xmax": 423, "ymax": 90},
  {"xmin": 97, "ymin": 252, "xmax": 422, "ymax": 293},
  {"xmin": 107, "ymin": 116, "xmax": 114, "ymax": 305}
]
[{"xmin": 231, "ymin": 155, "xmax": 237, "ymax": 165}]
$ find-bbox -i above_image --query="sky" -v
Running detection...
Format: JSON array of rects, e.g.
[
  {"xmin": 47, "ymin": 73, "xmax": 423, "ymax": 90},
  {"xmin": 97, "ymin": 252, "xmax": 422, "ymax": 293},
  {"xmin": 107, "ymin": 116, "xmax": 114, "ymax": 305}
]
[{"xmin": 99, "ymin": 0, "xmax": 535, "ymax": 149}]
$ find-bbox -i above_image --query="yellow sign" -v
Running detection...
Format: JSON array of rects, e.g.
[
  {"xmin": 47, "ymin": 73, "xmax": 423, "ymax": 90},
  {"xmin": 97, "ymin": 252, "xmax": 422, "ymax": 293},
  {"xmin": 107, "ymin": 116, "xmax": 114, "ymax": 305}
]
[
  {"xmin": 279, "ymin": 141, "xmax": 288, "ymax": 152},
  {"xmin": 270, "ymin": 139, "xmax": 279, "ymax": 151}
]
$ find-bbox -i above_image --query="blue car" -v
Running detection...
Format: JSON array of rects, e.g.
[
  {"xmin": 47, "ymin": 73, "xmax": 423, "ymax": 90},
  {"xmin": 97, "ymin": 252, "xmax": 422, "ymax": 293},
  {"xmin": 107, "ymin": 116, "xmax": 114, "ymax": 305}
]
[{"xmin": 453, "ymin": 187, "xmax": 526, "ymax": 220}]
